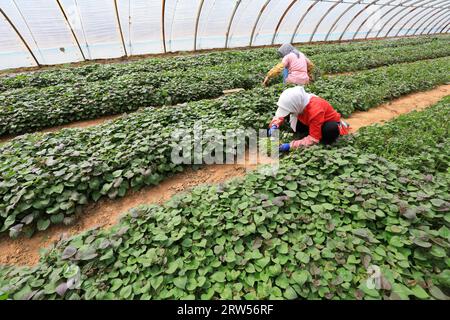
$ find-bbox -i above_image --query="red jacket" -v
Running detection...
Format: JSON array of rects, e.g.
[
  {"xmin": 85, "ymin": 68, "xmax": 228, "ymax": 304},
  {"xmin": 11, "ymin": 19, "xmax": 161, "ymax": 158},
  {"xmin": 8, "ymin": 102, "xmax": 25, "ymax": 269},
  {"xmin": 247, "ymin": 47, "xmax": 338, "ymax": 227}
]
[{"xmin": 297, "ymin": 96, "xmax": 341, "ymax": 141}]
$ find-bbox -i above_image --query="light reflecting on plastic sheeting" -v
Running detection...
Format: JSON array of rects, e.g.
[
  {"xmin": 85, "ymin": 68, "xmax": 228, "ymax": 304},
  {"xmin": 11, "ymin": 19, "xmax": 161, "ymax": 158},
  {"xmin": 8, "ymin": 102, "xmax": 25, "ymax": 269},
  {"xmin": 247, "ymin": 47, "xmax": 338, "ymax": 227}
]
[{"xmin": 0, "ymin": 0, "xmax": 448, "ymax": 70}]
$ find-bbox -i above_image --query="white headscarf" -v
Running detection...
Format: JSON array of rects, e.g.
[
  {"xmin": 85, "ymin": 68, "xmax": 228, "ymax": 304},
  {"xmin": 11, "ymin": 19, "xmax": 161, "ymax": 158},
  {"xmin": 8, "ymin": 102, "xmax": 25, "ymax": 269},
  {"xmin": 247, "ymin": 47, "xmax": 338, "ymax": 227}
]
[{"xmin": 275, "ymin": 86, "xmax": 315, "ymax": 131}]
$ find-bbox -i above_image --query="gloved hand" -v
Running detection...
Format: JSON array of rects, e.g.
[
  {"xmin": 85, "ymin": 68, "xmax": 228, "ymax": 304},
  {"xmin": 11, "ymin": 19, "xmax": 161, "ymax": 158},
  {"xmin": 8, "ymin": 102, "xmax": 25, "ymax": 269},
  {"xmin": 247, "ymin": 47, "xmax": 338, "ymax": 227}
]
[
  {"xmin": 267, "ymin": 125, "xmax": 278, "ymax": 137},
  {"xmin": 279, "ymin": 143, "xmax": 290, "ymax": 153}
]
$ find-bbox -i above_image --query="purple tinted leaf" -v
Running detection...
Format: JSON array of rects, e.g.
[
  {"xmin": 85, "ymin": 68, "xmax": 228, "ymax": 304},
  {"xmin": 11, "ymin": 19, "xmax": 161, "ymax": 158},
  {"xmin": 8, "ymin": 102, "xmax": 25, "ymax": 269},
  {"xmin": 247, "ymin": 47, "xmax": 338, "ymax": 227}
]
[
  {"xmin": 56, "ymin": 282, "xmax": 68, "ymax": 297},
  {"xmin": 21, "ymin": 214, "xmax": 34, "ymax": 225},
  {"xmin": 61, "ymin": 246, "xmax": 77, "ymax": 260},
  {"xmin": 9, "ymin": 224, "xmax": 23, "ymax": 238},
  {"xmin": 116, "ymin": 226, "xmax": 130, "ymax": 236},
  {"xmin": 98, "ymin": 239, "xmax": 111, "ymax": 250}
]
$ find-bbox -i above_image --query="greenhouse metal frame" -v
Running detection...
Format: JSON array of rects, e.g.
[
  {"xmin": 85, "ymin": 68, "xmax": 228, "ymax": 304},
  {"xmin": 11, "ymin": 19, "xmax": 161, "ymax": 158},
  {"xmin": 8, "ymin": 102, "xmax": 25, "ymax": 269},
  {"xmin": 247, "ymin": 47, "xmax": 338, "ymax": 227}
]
[{"xmin": 0, "ymin": 0, "xmax": 449, "ymax": 70}]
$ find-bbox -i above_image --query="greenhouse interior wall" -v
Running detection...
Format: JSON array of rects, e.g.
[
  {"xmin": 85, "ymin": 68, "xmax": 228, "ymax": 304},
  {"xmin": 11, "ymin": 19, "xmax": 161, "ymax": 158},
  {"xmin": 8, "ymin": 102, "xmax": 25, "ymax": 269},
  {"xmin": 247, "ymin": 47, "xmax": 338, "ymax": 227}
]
[{"xmin": 0, "ymin": 0, "xmax": 449, "ymax": 71}]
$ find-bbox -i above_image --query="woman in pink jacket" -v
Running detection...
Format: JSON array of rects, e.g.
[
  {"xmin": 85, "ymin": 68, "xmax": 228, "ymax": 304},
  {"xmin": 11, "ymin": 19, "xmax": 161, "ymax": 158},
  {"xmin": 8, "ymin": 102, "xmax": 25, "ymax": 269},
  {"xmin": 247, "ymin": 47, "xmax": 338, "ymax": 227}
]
[{"xmin": 263, "ymin": 44, "xmax": 313, "ymax": 86}]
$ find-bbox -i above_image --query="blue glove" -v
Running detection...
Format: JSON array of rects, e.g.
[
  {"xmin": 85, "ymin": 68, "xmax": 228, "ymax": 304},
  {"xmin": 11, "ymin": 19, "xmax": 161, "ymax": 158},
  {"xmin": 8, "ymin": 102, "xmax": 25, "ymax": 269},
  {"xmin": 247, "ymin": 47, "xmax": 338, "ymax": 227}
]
[
  {"xmin": 267, "ymin": 125, "xmax": 278, "ymax": 137},
  {"xmin": 279, "ymin": 143, "xmax": 290, "ymax": 152}
]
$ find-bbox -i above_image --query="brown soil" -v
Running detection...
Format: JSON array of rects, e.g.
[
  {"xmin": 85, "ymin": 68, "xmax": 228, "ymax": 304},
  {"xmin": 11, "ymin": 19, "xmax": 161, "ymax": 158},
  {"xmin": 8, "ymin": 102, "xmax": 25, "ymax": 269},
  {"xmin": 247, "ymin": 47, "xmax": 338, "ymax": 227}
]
[
  {"xmin": 0, "ymin": 85, "xmax": 449, "ymax": 266},
  {"xmin": 346, "ymin": 84, "xmax": 450, "ymax": 132},
  {"xmin": 0, "ymin": 114, "xmax": 123, "ymax": 144}
]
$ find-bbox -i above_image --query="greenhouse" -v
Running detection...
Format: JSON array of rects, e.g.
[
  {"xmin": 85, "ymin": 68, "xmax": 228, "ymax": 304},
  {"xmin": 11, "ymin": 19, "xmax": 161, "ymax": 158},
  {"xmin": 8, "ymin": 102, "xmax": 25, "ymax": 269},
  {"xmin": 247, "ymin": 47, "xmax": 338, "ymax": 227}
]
[{"xmin": 0, "ymin": 0, "xmax": 449, "ymax": 303}]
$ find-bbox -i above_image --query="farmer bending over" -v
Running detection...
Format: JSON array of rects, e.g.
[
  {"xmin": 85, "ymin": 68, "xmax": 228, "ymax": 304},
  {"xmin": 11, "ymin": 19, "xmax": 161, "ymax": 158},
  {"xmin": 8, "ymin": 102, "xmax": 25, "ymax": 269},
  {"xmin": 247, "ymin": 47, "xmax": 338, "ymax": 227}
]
[
  {"xmin": 268, "ymin": 86, "xmax": 350, "ymax": 152},
  {"xmin": 263, "ymin": 44, "xmax": 314, "ymax": 86}
]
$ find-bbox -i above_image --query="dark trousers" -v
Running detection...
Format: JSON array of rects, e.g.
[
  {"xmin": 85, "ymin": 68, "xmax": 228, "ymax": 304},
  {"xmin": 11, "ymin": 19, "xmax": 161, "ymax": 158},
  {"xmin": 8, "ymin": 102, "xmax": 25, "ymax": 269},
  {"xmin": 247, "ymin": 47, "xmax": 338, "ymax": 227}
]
[{"xmin": 294, "ymin": 121, "xmax": 340, "ymax": 145}]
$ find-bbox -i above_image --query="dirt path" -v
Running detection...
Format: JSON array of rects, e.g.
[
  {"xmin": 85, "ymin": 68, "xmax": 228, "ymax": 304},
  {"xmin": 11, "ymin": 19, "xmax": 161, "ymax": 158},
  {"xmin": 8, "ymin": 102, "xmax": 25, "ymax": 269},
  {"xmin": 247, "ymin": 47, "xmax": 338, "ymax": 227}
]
[
  {"xmin": 346, "ymin": 85, "xmax": 450, "ymax": 132},
  {"xmin": 0, "ymin": 85, "xmax": 449, "ymax": 266}
]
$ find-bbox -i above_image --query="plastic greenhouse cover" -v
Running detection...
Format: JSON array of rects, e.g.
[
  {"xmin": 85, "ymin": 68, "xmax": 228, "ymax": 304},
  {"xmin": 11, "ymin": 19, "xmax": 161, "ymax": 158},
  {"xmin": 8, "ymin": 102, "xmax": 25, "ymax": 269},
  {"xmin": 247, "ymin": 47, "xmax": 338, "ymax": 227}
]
[{"xmin": 0, "ymin": 0, "xmax": 448, "ymax": 70}]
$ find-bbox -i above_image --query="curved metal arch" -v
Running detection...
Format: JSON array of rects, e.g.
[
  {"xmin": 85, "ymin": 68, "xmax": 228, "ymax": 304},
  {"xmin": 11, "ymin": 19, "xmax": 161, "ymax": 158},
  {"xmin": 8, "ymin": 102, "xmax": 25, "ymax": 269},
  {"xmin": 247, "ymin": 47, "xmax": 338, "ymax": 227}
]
[
  {"xmin": 382, "ymin": 0, "xmax": 445, "ymax": 38},
  {"xmin": 161, "ymin": 0, "xmax": 167, "ymax": 53},
  {"xmin": 249, "ymin": 0, "xmax": 272, "ymax": 46},
  {"xmin": 443, "ymin": 23, "xmax": 450, "ymax": 33},
  {"xmin": 113, "ymin": 0, "xmax": 128, "ymax": 56},
  {"xmin": 431, "ymin": 0, "xmax": 450, "ymax": 7},
  {"xmin": 224, "ymin": 0, "xmax": 242, "ymax": 48},
  {"xmin": 366, "ymin": 0, "xmax": 431, "ymax": 39},
  {"xmin": 56, "ymin": 0, "xmax": 86, "ymax": 61},
  {"xmin": 290, "ymin": 0, "xmax": 320, "ymax": 43},
  {"xmin": 338, "ymin": 0, "xmax": 381, "ymax": 41},
  {"xmin": 324, "ymin": 1, "xmax": 360, "ymax": 42},
  {"xmin": 421, "ymin": 8, "xmax": 450, "ymax": 34},
  {"xmin": 404, "ymin": 6, "xmax": 440, "ymax": 35},
  {"xmin": 368, "ymin": 3, "xmax": 410, "ymax": 39},
  {"xmin": 380, "ymin": 6, "xmax": 420, "ymax": 38},
  {"xmin": 351, "ymin": 0, "xmax": 391, "ymax": 40},
  {"xmin": 394, "ymin": 6, "xmax": 435, "ymax": 37},
  {"xmin": 413, "ymin": 6, "xmax": 449, "ymax": 34},
  {"xmin": 271, "ymin": 0, "xmax": 298, "ymax": 45},
  {"xmin": 193, "ymin": 0, "xmax": 205, "ymax": 51},
  {"xmin": 0, "ymin": 8, "xmax": 40, "ymax": 66},
  {"xmin": 308, "ymin": 1, "xmax": 341, "ymax": 43},
  {"xmin": 436, "ymin": 14, "xmax": 450, "ymax": 33},
  {"xmin": 426, "ymin": 10, "xmax": 450, "ymax": 34}
]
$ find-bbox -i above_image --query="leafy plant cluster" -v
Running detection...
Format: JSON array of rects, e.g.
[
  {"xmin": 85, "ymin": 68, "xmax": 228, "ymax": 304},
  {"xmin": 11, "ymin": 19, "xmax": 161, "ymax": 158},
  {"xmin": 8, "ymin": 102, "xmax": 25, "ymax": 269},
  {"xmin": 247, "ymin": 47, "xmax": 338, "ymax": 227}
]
[
  {"xmin": 1, "ymin": 38, "xmax": 449, "ymax": 136},
  {"xmin": 350, "ymin": 97, "xmax": 450, "ymax": 174},
  {"xmin": 0, "ymin": 36, "xmax": 444, "ymax": 92},
  {"xmin": 309, "ymin": 57, "xmax": 450, "ymax": 116},
  {"xmin": 0, "ymin": 58, "xmax": 449, "ymax": 237},
  {"xmin": 0, "ymin": 145, "xmax": 448, "ymax": 300}
]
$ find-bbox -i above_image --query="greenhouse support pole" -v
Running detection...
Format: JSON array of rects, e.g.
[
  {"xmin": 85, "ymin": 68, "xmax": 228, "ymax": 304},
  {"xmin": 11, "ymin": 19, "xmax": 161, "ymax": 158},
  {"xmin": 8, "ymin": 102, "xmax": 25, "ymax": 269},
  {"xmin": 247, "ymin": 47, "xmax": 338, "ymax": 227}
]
[
  {"xmin": 308, "ymin": 0, "xmax": 341, "ymax": 43},
  {"xmin": 290, "ymin": 0, "xmax": 320, "ymax": 43},
  {"xmin": 161, "ymin": 0, "xmax": 167, "ymax": 53},
  {"xmin": 382, "ymin": 7, "xmax": 419, "ymax": 38},
  {"xmin": 404, "ymin": 6, "xmax": 440, "ymax": 35},
  {"xmin": 224, "ymin": 0, "xmax": 242, "ymax": 49},
  {"xmin": 337, "ymin": 0, "xmax": 381, "ymax": 41},
  {"xmin": 271, "ymin": 0, "xmax": 298, "ymax": 45},
  {"xmin": 367, "ymin": 0, "xmax": 432, "ymax": 39},
  {"xmin": 413, "ymin": 6, "xmax": 449, "ymax": 35},
  {"xmin": 193, "ymin": 0, "xmax": 205, "ymax": 51},
  {"xmin": 350, "ymin": 0, "xmax": 388, "ymax": 40},
  {"xmin": 368, "ymin": 5, "xmax": 405, "ymax": 39},
  {"xmin": 250, "ymin": 0, "xmax": 271, "ymax": 46},
  {"xmin": 113, "ymin": 0, "xmax": 128, "ymax": 57},
  {"xmin": 377, "ymin": 0, "xmax": 438, "ymax": 38},
  {"xmin": 56, "ymin": 0, "xmax": 86, "ymax": 61},
  {"xmin": 435, "ymin": 14, "xmax": 450, "ymax": 33},
  {"xmin": 394, "ymin": 7, "xmax": 435, "ymax": 37},
  {"xmin": 425, "ymin": 10, "xmax": 450, "ymax": 34},
  {"xmin": 0, "ymin": 8, "xmax": 40, "ymax": 66},
  {"xmin": 324, "ymin": 1, "xmax": 359, "ymax": 42},
  {"xmin": 420, "ymin": 9, "xmax": 450, "ymax": 34}
]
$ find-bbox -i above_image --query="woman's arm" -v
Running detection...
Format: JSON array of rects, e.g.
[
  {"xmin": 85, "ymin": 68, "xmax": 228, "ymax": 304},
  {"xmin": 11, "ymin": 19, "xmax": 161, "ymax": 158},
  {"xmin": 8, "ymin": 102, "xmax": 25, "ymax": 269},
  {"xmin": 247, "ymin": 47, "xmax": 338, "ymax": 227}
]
[
  {"xmin": 290, "ymin": 135, "xmax": 319, "ymax": 149},
  {"xmin": 290, "ymin": 112, "xmax": 323, "ymax": 149},
  {"xmin": 263, "ymin": 62, "xmax": 284, "ymax": 86}
]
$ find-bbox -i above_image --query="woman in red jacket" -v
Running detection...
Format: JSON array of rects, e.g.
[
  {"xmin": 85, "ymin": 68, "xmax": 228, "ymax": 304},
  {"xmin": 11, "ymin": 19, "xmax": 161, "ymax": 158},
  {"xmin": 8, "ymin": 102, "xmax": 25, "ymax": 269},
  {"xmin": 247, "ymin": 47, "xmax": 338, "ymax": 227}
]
[{"xmin": 268, "ymin": 86, "xmax": 350, "ymax": 152}]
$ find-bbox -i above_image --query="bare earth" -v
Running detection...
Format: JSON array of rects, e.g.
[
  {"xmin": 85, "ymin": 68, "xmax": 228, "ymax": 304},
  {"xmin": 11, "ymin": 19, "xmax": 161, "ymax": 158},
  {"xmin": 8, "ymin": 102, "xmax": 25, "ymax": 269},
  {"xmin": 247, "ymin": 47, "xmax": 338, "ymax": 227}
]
[{"xmin": 0, "ymin": 84, "xmax": 448, "ymax": 266}]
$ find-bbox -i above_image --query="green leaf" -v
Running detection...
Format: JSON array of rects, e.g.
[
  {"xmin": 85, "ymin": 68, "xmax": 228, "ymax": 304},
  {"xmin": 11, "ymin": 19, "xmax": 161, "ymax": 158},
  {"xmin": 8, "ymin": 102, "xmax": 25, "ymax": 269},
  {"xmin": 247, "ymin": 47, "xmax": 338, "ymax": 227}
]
[
  {"xmin": 37, "ymin": 219, "xmax": 50, "ymax": 231},
  {"xmin": 211, "ymin": 272, "xmax": 226, "ymax": 283},
  {"xmin": 110, "ymin": 279, "xmax": 123, "ymax": 292},
  {"xmin": 119, "ymin": 285, "xmax": 132, "ymax": 299},
  {"xmin": 173, "ymin": 276, "xmax": 187, "ymax": 290},
  {"xmin": 292, "ymin": 270, "xmax": 309, "ymax": 285},
  {"xmin": 286, "ymin": 182, "xmax": 297, "ymax": 191},
  {"xmin": 410, "ymin": 285, "xmax": 429, "ymax": 299},
  {"xmin": 283, "ymin": 286, "xmax": 298, "ymax": 299}
]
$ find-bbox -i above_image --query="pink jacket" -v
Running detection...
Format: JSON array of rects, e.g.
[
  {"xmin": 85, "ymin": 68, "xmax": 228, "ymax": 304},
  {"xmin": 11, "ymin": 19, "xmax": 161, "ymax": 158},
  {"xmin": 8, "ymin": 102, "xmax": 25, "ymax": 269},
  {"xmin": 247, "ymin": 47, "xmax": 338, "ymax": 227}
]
[{"xmin": 282, "ymin": 52, "xmax": 310, "ymax": 85}]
